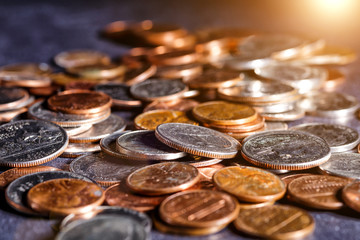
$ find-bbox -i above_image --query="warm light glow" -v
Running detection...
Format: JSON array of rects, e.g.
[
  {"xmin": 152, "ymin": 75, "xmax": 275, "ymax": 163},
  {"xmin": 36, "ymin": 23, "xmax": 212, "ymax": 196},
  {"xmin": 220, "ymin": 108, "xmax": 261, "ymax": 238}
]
[{"xmin": 314, "ymin": 0, "xmax": 354, "ymax": 13}]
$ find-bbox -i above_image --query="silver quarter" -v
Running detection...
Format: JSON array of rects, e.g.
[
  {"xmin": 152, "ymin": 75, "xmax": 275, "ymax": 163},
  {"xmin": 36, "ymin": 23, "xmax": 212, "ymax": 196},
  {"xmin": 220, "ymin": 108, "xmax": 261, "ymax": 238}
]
[{"xmin": 319, "ymin": 153, "xmax": 360, "ymax": 179}]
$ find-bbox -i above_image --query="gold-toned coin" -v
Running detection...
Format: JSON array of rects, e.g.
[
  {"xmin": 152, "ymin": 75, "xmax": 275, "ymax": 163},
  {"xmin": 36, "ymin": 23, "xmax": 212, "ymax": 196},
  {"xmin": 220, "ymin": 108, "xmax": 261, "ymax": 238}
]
[
  {"xmin": 238, "ymin": 200, "xmax": 275, "ymax": 210},
  {"xmin": 148, "ymin": 48, "xmax": 200, "ymax": 66},
  {"xmin": 234, "ymin": 205, "xmax": 315, "ymax": 239},
  {"xmin": 27, "ymin": 178, "xmax": 104, "ymax": 216},
  {"xmin": 342, "ymin": 181, "xmax": 360, "ymax": 213},
  {"xmin": 143, "ymin": 99, "xmax": 200, "ymax": 113},
  {"xmin": 50, "ymin": 73, "xmax": 104, "ymax": 86},
  {"xmin": 54, "ymin": 49, "xmax": 111, "ymax": 69},
  {"xmin": 134, "ymin": 110, "xmax": 198, "ymax": 130},
  {"xmin": 192, "ymin": 101, "xmax": 257, "ymax": 126},
  {"xmin": 67, "ymin": 63, "xmax": 126, "ymax": 79},
  {"xmin": 204, "ymin": 114, "xmax": 265, "ymax": 133},
  {"xmin": 213, "ymin": 166, "xmax": 286, "ymax": 202}
]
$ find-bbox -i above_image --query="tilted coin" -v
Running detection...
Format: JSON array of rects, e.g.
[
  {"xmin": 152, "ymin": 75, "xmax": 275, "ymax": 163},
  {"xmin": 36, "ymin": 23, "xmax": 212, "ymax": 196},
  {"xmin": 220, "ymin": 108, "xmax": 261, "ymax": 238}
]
[
  {"xmin": 291, "ymin": 123, "xmax": 360, "ymax": 152},
  {"xmin": 148, "ymin": 49, "xmax": 200, "ymax": 66},
  {"xmin": 124, "ymin": 62, "xmax": 157, "ymax": 86},
  {"xmin": 126, "ymin": 162, "xmax": 200, "ymax": 195},
  {"xmin": 54, "ymin": 49, "xmax": 111, "ymax": 69},
  {"xmin": 288, "ymin": 175, "xmax": 353, "ymax": 210},
  {"xmin": 319, "ymin": 153, "xmax": 360, "ymax": 179},
  {"xmin": 0, "ymin": 73, "xmax": 52, "ymax": 88},
  {"xmin": 159, "ymin": 190, "xmax": 239, "ymax": 228},
  {"xmin": 260, "ymin": 107, "xmax": 305, "ymax": 121},
  {"xmin": 204, "ymin": 114, "xmax": 265, "ymax": 133},
  {"xmin": 234, "ymin": 205, "xmax": 315, "ymax": 239},
  {"xmin": 116, "ymin": 130, "xmax": 186, "ymax": 160},
  {"xmin": 155, "ymin": 123, "xmax": 241, "ymax": 159},
  {"xmin": 0, "ymin": 87, "xmax": 29, "ymax": 111},
  {"xmin": 177, "ymin": 155, "xmax": 223, "ymax": 168},
  {"xmin": 197, "ymin": 164, "xmax": 225, "ymax": 180},
  {"xmin": 156, "ymin": 63, "xmax": 202, "ymax": 79},
  {"xmin": 241, "ymin": 130, "xmax": 331, "ymax": 170},
  {"xmin": 342, "ymin": 181, "xmax": 360, "ymax": 213},
  {"xmin": 61, "ymin": 142, "xmax": 101, "ymax": 158},
  {"xmin": 143, "ymin": 99, "xmax": 199, "ymax": 112},
  {"xmin": 27, "ymin": 178, "xmax": 104, "ymax": 216},
  {"xmin": 67, "ymin": 63, "xmax": 126, "ymax": 79},
  {"xmin": 69, "ymin": 114, "xmax": 126, "ymax": 143},
  {"xmin": 5, "ymin": 171, "xmax": 94, "ymax": 215},
  {"xmin": 213, "ymin": 166, "xmax": 286, "ymax": 202},
  {"xmin": 50, "ymin": 73, "xmax": 104, "ymax": 86},
  {"xmin": 63, "ymin": 124, "xmax": 93, "ymax": 137},
  {"xmin": 0, "ymin": 108, "xmax": 28, "ymax": 123},
  {"xmin": 0, "ymin": 120, "xmax": 68, "ymax": 167},
  {"xmin": 64, "ymin": 81, "xmax": 95, "ymax": 91}
]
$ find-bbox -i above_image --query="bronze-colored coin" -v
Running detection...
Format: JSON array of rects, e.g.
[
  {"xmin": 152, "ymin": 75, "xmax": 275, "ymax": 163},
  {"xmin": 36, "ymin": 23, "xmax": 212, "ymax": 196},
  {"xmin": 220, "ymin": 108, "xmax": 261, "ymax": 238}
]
[
  {"xmin": 238, "ymin": 200, "xmax": 275, "ymax": 210},
  {"xmin": 1, "ymin": 73, "xmax": 52, "ymax": 88},
  {"xmin": 143, "ymin": 99, "xmax": 199, "ymax": 112},
  {"xmin": 159, "ymin": 190, "xmax": 239, "ymax": 228},
  {"xmin": 67, "ymin": 63, "xmax": 126, "ymax": 79},
  {"xmin": 226, "ymin": 127, "xmax": 265, "ymax": 140},
  {"xmin": 134, "ymin": 110, "xmax": 198, "ymax": 130},
  {"xmin": 105, "ymin": 182, "xmax": 166, "ymax": 212},
  {"xmin": 64, "ymin": 81, "xmax": 96, "ymax": 90},
  {"xmin": 0, "ymin": 166, "xmax": 60, "ymax": 189},
  {"xmin": 148, "ymin": 49, "xmax": 200, "ymax": 66},
  {"xmin": 156, "ymin": 63, "xmax": 203, "ymax": 79},
  {"xmin": 54, "ymin": 49, "xmax": 111, "ymax": 69},
  {"xmin": 342, "ymin": 181, "xmax": 360, "ymax": 213},
  {"xmin": 124, "ymin": 62, "xmax": 157, "ymax": 86},
  {"xmin": 0, "ymin": 108, "xmax": 28, "ymax": 123},
  {"xmin": 27, "ymin": 178, "xmax": 104, "ymax": 216},
  {"xmin": 192, "ymin": 101, "xmax": 257, "ymax": 126},
  {"xmin": 28, "ymin": 84, "xmax": 61, "ymax": 96},
  {"xmin": 126, "ymin": 162, "xmax": 200, "ymax": 195},
  {"xmin": 321, "ymin": 68, "xmax": 345, "ymax": 91},
  {"xmin": 288, "ymin": 175, "xmax": 353, "ymax": 210},
  {"xmin": 280, "ymin": 173, "xmax": 314, "ymax": 186},
  {"xmin": 197, "ymin": 164, "xmax": 225, "ymax": 180},
  {"xmin": 50, "ymin": 73, "xmax": 105, "ymax": 86},
  {"xmin": 213, "ymin": 166, "xmax": 286, "ymax": 202},
  {"xmin": 0, "ymin": 63, "xmax": 52, "ymax": 75},
  {"xmin": 204, "ymin": 114, "xmax": 265, "ymax": 133},
  {"xmin": 47, "ymin": 90, "xmax": 112, "ymax": 114},
  {"xmin": 234, "ymin": 205, "xmax": 315, "ymax": 239}
]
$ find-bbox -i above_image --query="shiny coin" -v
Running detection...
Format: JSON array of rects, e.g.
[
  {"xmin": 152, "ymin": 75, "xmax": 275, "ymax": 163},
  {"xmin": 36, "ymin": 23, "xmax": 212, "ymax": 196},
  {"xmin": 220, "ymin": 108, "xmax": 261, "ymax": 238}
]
[
  {"xmin": 156, "ymin": 63, "xmax": 202, "ymax": 79},
  {"xmin": 261, "ymin": 107, "xmax": 305, "ymax": 121},
  {"xmin": 234, "ymin": 204, "xmax": 315, "ymax": 239},
  {"xmin": 54, "ymin": 49, "xmax": 111, "ymax": 69},
  {"xmin": 280, "ymin": 173, "xmax": 314, "ymax": 186},
  {"xmin": 213, "ymin": 166, "xmax": 286, "ymax": 202},
  {"xmin": 241, "ymin": 130, "xmax": 331, "ymax": 170},
  {"xmin": 5, "ymin": 170, "xmax": 94, "ymax": 215},
  {"xmin": 291, "ymin": 123, "xmax": 360, "ymax": 152},
  {"xmin": 204, "ymin": 114, "xmax": 265, "ymax": 133},
  {"xmin": 143, "ymin": 99, "xmax": 199, "ymax": 112},
  {"xmin": 50, "ymin": 72, "xmax": 103, "ymax": 86},
  {"xmin": 148, "ymin": 49, "xmax": 200, "ymax": 66},
  {"xmin": 321, "ymin": 68, "xmax": 345, "ymax": 91},
  {"xmin": 67, "ymin": 63, "xmax": 126, "ymax": 79},
  {"xmin": 61, "ymin": 142, "xmax": 101, "ymax": 158},
  {"xmin": 126, "ymin": 162, "xmax": 200, "ymax": 195},
  {"xmin": 63, "ymin": 124, "xmax": 93, "ymax": 137},
  {"xmin": 342, "ymin": 181, "xmax": 360, "ymax": 213},
  {"xmin": 0, "ymin": 120, "xmax": 68, "ymax": 167},
  {"xmin": 264, "ymin": 121, "xmax": 288, "ymax": 131},
  {"xmin": 319, "ymin": 153, "xmax": 360, "ymax": 179},
  {"xmin": 159, "ymin": 189, "xmax": 239, "ymax": 228},
  {"xmin": 123, "ymin": 62, "xmax": 156, "ymax": 85},
  {"xmin": 156, "ymin": 123, "xmax": 240, "ymax": 158},
  {"xmin": 0, "ymin": 108, "xmax": 28, "ymax": 123},
  {"xmin": 177, "ymin": 155, "xmax": 223, "ymax": 168},
  {"xmin": 0, "ymin": 62, "xmax": 52, "ymax": 75},
  {"xmin": 1, "ymin": 72, "xmax": 52, "ymax": 88},
  {"xmin": 116, "ymin": 130, "xmax": 186, "ymax": 160},
  {"xmin": 288, "ymin": 175, "xmax": 352, "ymax": 210},
  {"xmin": 27, "ymin": 178, "xmax": 104, "ymax": 216},
  {"xmin": 0, "ymin": 87, "xmax": 29, "ymax": 111}
]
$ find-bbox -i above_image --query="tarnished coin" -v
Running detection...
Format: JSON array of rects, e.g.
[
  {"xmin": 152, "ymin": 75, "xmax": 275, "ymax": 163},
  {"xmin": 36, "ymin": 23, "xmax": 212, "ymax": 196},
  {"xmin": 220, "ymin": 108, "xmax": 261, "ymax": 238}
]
[
  {"xmin": 213, "ymin": 166, "xmax": 286, "ymax": 202},
  {"xmin": 5, "ymin": 171, "xmax": 94, "ymax": 215},
  {"xmin": 54, "ymin": 49, "xmax": 111, "ymax": 69},
  {"xmin": 126, "ymin": 162, "xmax": 200, "ymax": 195},
  {"xmin": 116, "ymin": 130, "xmax": 186, "ymax": 160},
  {"xmin": 143, "ymin": 99, "xmax": 199, "ymax": 112},
  {"xmin": 69, "ymin": 114, "xmax": 126, "ymax": 143},
  {"xmin": 288, "ymin": 175, "xmax": 353, "ymax": 210},
  {"xmin": 319, "ymin": 153, "xmax": 360, "ymax": 179},
  {"xmin": 61, "ymin": 142, "xmax": 101, "ymax": 158},
  {"xmin": 159, "ymin": 190, "xmax": 239, "ymax": 228},
  {"xmin": 234, "ymin": 205, "xmax": 315, "ymax": 239},
  {"xmin": 155, "ymin": 123, "xmax": 240, "ymax": 159},
  {"xmin": 0, "ymin": 87, "xmax": 29, "ymax": 111},
  {"xmin": 27, "ymin": 178, "xmax": 104, "ymax": 216},
  {"xmin": 291, "ymin": 123, "xmax": 360, "ymax": 152},
  {"xmin": 241, "ymin": 130, "xmax": 331, "ymax": 170},
  {"xmin": 0, "ymin": 120, "xmax": 68, "ymax": 167},
  {"xmin": 342, "ymin": 181, "xmax": 360, "ymax": 213}
]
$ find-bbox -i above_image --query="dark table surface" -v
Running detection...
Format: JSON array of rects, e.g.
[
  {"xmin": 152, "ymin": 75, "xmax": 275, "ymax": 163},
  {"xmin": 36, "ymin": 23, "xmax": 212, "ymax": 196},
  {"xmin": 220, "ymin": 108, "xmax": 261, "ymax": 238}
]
[{"xmin": 1, "ymin": 0, "xmax": 360, "ymax": 239}]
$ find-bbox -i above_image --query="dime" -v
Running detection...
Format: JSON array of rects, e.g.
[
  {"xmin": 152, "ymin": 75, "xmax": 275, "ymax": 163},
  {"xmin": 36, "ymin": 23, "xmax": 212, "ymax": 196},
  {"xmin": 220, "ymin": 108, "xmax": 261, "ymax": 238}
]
[
  {"xmin": 319, "ymin": 153, "xmax": 360, "ymax": 179},
  {"xmin": 241, "ymin": 130, "xmax": 331, "ymax": 170},
  {"xmin": 155, "ymin": 123, "xmax": 240, "ymax": 158},
  {"xmin": 5, "ymin": 171, "xmax": 94, "ymax": 215},
  {"xmin": 213, "ymin": 166, "xmax": 286, "ymax": 202},
  {"xmin": 143, "ymin": 99, "xmax": 199, "ymax": 112},
  {"xmin": 261, "ymin": 107, "xmax": 305, "ymax": 121},
  {"xmin": 67, "ymin": 63, "xmax": 126, "ymax": 79},
  {"xmin": 54, "ymin": 49, "xmax": 111, "ymax": 69},
  {"xmin": 342, "ymin": 181, "xmax": 360, "ymax": 213},
  {"xmin": 234, "ymin": 205, "xmax": 315, "ymax": 239},
  {"xmin": 288, "ymin": 175, "xmax": 353, "ymax": 210},
  {"xmin": 61, "ymin": 142, "xmax": 101, "ymax": 158},
  {"xmin": 116, "ymin": 130, "xmax": 186, "ymax": 160},
  {"xmin": 291, "ymin": 123, "xmax": 360, "ymax": 152},
  {"xmin": 159, "ymin": 190, "xmax": 239, "ymax": 228},
  {"xmin": 126, "ymin": 162, "xmax": 199, "ymax": 195},
  {"xmin": 0, "ymin": 87, "xmax": 29, "ymax": 111},
  {"xmin": 0, "ymin": 120, "xmax": 68, "ymax": 167}
]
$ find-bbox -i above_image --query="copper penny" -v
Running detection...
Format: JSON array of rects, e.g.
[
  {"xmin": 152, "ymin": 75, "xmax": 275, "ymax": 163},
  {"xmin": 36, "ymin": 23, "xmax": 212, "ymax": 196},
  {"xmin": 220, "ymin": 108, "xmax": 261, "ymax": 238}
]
[
  {"xmin": 143, "ymin": 99, "xmax": 199, "ymax": 112},
  {"xmin": 197, "ymin": 163, "xmax": 225, "ymax": 180},
  {"xmin": 280, "ymin": 173, "xmax": 314, "ymax": 187},
  {"xmin": 126, "ymin": 162, "xmax": 200, "ymax": 195},
  {"xmin": 47, "ymin": 90, "xmax": 112, "ymax": 114},
  {"xmin": 159, "ymin": 189, "xmax": 239, "ymax": 228},
  {"xmin": 156, "ymin": 63, "xmax": 202, "ymax": 79},
  {"xmin": 27, "ymin": 178, "xmax": 104, "ymax": 216},
  {"xmin": 67, "ymin": 63, "xmax": 126, "ymax": 79},
  {"xmin": 64, "ymin": 81, "xmax": 96, "ymax": 90},
  {"xmin": 54, "ymin": 49, "xmax": 111, "ymax": 69},
  {"xmin": 288, "ymin": 175, "xmax": 353, "ymax": 210},
  {"xmin": 124, "ymin": 62, "xmax": 156, "ymax": 86},
  {"xmin": 204, "ymin": 114, "xmax": 265, "ymax": 133},
  {"xmin": 213, "ymin": 166, "xmax": 286, "ymax": 202},
  {"xmin": 342, "ymin": 181, "xmax": 360, "ymax": 213},
  {"xmin": 105, "ymin": 182, "xmax": 166, "ymax": 212},
  {"xmin": 28, "ymin": 84, "xmax": 61, "ymax": 96},
  {"xmin": 148, "ymin": 49, "xmax": 200, "ymax": 66}
]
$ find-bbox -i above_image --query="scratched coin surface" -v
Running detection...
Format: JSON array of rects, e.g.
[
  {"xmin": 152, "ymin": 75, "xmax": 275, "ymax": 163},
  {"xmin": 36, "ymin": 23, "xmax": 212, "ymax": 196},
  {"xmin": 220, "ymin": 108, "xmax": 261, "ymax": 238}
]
[
  {"xmin": 213, "ymin": 166, "xmax": 286, "ymax": 202},
  {"xmin": 291, "ymin": 123, "xmax": 360, "ymax": 152},
  {"xmin": 319, "ymin": 153, "xmax": 360, "ymax": 179},
  {"xmin": 94, "ymin": 83, "xmax": 142, "ymax": 107},
  {"xmin": 288, "ymin": 175, "xmax": 353, "ymax": 210},
  {"xmin": 159, "ymin": 190, "xmax": 239, "ymax": 228},
  {"xmin": 116, "ymin": 130, "xmax": 186, "ymax": 160},
  {"xmin": 126, "ymin": 162, "xmax": 200, "ymax": 195},
  {"xmin": 0, "ymin": 120, "xmax": 68, "ymax": 167},
  {"xmin": 234, "ymin": 205, "xmax": 315, "ymax": 239},
  {"xmin": 342, "ymin": 181, "xmax": 360, "ymax": 213},
  {"xmin": 155, "ymin": 123, "xmax": 240, "ymax": 159},
  {"xmin": 5, "ymin": 171, "xmax": 94, "ymax": 215},
  {"xmin": 241, "ymin": 130, "xmax": 331, "ymax": 170}
]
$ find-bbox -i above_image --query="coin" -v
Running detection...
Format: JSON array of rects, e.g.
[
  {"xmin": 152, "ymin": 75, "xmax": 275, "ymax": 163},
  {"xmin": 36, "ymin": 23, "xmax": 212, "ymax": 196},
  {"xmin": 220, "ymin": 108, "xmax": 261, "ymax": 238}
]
[
  {"xmin": 242, "ymin": 130, "xmax": 331, "ymax": 170},
  {"xmin": 0, "ymin": 120, "xmax": 68, "ymax": 167},
  {"xmin": 264, "ymin": 121, "xmax": 288, "ymax": 131},
  {"xmin": 148, "ymin": 49, "xmax": 200, "ymax": 66},
  {"xmin": 27, "ymin": 178, "xmax": 104, "ymax": 216},
  {"xmin": 54, "ymin": 49, "xmax": 111, "ymax": 69},
  {"xmin": 64, "ymin": 81, "xmax": 95, "ymax": 91},
  {"xmin": 0, "ymin": 108, "xmax": 28, "ymax": 123},
  {"xmin": 176, "ymin": 155, "xmax": 223, "ymax": 168},
  {"xmin": 116, "ymin": 130, "xmax": 186, "ymax": 160},
  {"xmin": 1, "ymin": 72, "xmax": 52, "ymax": 88},
  {"xmin": 156, "ymin": 63, "xmax": 202, "ymax": 79},
  {"xmin": 155, "ymin": 123, "xmax": 240, "ymax": 158},
  {"xmin": 261, "ymin": 107, "xmax": 305, "ymax": 121},
  {"xmin": 0, "ymin": 63, "xmax": 52, "ymax": 75},
  {"xmin": 63, "ymin": 124, "xmax": 93, "ymax": 137},
  {"xmin": 203, "ymin": 114, "xmax": 265, "ymax": 133},
  {"xmin": 213, "ymin": 166, "xmax": 286, "ymax": 202},
  {"xmin": 234, "ymin": 205, "xmax": 315, "ymax": 239},
  {"xmin": 127, "ymin": 162, "xmax": 200, "ymax": 195},
  {"xmin": 143, "ymin": 99, "xmax": 199, "ymax": 112},
  {"xmin": 197, "ymin": 163, "xmax": 225, "ymax": 180},
  {"xmin": 0, "ymin": 87, "xmax": 29, "ymax": 111},
  {"xmin": 280, "ymin": 173, "xmax": 314, "ymax": 186},
  {"xmin": 318, "ymin": 153, "xmax": 360, "ymax": 179},
  {"xmin": 5, "ymin": 171, "xmax": 94, "ymax": 215},
  {"xmin": 342, "ymin": 181, "xmax": 360, "ymax": 213},
  {"xmin": 288, "ymin": 175, "xmax": 353, "ymax": 210},
  {"xmin": 322, "ymin": 68, "xmax": 345, "ymax": 91},
  {"xmin": 61, "ymin": 142, "xmax": 101, "ymax": 158},
  {"xmin": 50, "ymin": 73, "xmax": 104, "ymax": 86},
  {"xmin": 124, "ymin": 62, "xmax": 156, "ymax": 86},
  {"xmin": 291, "ymin": 123, "xmax": 360, "ymax": 152},
  {"xmin": 67, "ymin": 63, "xmax": 126, "ymax": 79},
  {"xmin": 159, "ymin": 189, "xmax": 239, "ymax": 228}
]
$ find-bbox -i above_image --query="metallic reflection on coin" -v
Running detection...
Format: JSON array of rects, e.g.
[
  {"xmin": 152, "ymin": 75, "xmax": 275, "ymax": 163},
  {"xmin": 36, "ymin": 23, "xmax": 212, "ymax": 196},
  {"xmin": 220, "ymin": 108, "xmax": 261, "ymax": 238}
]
[
  {"xmin": 61, "ymin": 142, "xmax": 101, "ymax": 158},
  {"xmin": 54, "ymin": 49, "xmax": 111, "ymax": 69},
  {"xmin": 143, "ymin": 99, "xmax": 199, "ymax": 112},
  {"xmin": 0, "ymin": 87, "xmax": 29, "ymax": 111},
  {"xmin": 264, "ymin": 121, "xmax": 288, "ymax": 131},
  {"xmin": 261, "ymin": 107, "xmax": 305, "ymax": 121},
  {"xmin": 0, "ymin": 120, "xmax": 68, "ymax": 167},
  {"xmin": 241, "ymin": 130, "xmax": 331, "ymax": 170},
  {"xmin": 176, "ymin": 155, "xmax": 223, "ymax": 168},
  {"xmin": 319, "ymin": 153, "xmax": 360, "ymax": 179},
  {"xmin": 63, "ymin": 124, "xmax": 92, "ymax": 137},
  {"xmin": 342, "ymin": 181, "xmax": 360, "ymax": 213}
]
